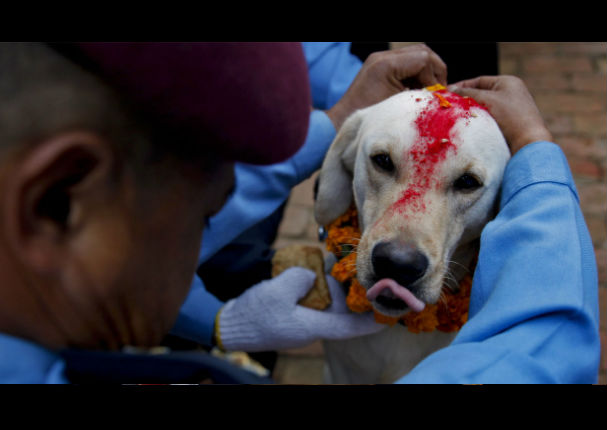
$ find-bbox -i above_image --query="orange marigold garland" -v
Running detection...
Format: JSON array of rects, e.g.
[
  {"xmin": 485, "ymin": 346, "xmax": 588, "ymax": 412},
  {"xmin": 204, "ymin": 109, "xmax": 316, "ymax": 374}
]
[
  {"xmin": 345, "ymin": 278, "xmax": 372, "ymax": 313},
  {"xmin": 330, "ymin": 252, "xmax": 357, "ymax": 283},
  {"xmin": 325, "ymin": 204, "xmax": 474, "ymax": 333}
]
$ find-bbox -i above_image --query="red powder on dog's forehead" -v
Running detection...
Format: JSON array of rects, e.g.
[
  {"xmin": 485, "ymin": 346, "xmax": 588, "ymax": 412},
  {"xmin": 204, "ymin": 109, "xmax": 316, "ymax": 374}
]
[{"xmin": 390, "ymin": 89, "xmax": 487, "ymax": 215}]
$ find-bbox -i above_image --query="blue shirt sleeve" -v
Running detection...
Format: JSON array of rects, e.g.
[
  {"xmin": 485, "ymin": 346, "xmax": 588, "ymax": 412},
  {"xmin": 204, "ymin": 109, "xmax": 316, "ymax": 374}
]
[
  {"xmin": 302, "ymin": 42, "xmax": 363, "ymax": 109},
  {"xmin": 398, "ymin": 141, "xmax": 600, "ymax": 384}
]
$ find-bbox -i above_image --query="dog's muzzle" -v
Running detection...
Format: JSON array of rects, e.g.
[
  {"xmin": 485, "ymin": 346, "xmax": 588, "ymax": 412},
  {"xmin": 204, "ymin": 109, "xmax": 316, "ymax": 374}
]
[{"xmin": 367, "ymin": 241, "xmax": 428, "ymax": 313}]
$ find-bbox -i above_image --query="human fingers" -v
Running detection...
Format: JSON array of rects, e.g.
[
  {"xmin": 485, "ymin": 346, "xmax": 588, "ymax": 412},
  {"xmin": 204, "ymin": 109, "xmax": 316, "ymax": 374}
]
[
  {"xmin": 390, "ymin": 44, "xmax": 447, "ymax": 87},
  {"xmin": 450, "ymin": 75, "xmax": 500, "ymax": 91},
  {"xmin": 321, "ymin": 312, "xmax": 386, "ymax": 338},
  {"xmin": 451, "ymin": 75, "xmax": 553, "ymax": 154},
  {"xmin": 449, "ymin": 75, "xmax": 522, "ymax": 108},
  {"xmin": 451, "ymin": 75, "xmax": 538, "ymax": 118},
  {"xmin": 326, "ymin": 44, "xmax": 446, "ymax": 130},
  {"xmin": 298, "ymin": 305, "xmax": 386, "ymax": 338},
  {"xmin": 423, "ymin": 46, "xmax": 448, "ymax": 85}
]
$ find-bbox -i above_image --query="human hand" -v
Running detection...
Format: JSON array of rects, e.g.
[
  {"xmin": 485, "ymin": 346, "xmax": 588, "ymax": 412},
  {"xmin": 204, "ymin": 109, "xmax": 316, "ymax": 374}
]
[
  {"xmin": 216, "ymin": 267, "xmax": 386, "ymax": 352},
  {"xmin": 449, "ymin": 75, "xmax": 553, "ymax": 155},
  {"xmin": 326, "ymin": 44, "xmax": 447, "ymax": 130}
]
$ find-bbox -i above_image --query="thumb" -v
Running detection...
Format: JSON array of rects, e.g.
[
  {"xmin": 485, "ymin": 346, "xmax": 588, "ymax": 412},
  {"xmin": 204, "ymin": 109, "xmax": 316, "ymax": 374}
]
[
  {"xmin": 450, "ymin": 75, "xmax": 499, "ymax": 91},
  {"xmin": 302, "ymin": 309, "xmax": 386, "ymax": 339},
  {"xmin": 449, "ymin": 84, "xmax": 498, "ymax": 116},
  {"xmin": 449, "ymin": 83, "xmax": 484, "ymax": 100},
  {"xmin": 449, "ymin": 75, "xmax": 501, "ymax": 100}
]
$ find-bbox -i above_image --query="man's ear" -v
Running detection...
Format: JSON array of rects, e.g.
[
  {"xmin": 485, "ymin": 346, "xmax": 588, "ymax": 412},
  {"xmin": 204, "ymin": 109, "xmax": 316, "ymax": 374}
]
[
  {"xmin": 2, "ymin": 131, "xmax": 117, "ymax": 273},
  {"xmin": 314, "ymin": 110, "xmax": 363, "ymax": 226}
]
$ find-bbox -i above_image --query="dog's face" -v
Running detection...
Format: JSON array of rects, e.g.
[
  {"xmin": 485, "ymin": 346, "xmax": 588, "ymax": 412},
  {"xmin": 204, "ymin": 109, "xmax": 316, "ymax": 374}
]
[{"xmin": 315, "ymin": 89, "xmax": 510, "ymax": 317}]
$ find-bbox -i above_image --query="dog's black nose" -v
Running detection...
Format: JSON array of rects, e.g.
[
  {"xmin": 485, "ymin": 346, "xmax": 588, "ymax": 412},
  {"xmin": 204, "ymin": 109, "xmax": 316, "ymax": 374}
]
[{"xmin": 371, "ymin": 241, "xmax": 428, "ymax": 288}]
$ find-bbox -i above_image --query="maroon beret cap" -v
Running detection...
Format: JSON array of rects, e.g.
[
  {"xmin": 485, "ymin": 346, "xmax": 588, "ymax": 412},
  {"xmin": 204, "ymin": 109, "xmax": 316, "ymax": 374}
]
[{"xmin": 50, "ymin": 42, "xmax": 311, "ymax": 165}]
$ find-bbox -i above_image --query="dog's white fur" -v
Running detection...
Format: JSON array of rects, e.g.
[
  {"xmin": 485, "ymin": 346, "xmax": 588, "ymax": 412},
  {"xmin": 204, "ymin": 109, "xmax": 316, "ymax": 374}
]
[{"xmin": 315, "ymin": 89, "xmax": 510, "ymax": 384}]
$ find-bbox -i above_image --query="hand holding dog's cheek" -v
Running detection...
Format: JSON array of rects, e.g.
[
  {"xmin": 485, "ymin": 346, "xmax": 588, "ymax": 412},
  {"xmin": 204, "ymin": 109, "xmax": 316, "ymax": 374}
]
[
  {"xmin": 450, "ymin": 75, "xmax": 553, "ymax": 155},
  {"xmin": 296, "ymin": 306, "xmax": 387, "ymax": 341},
  {"xmin": 327, "ymin": 44, "xmax": 447, "ymax": 130}
]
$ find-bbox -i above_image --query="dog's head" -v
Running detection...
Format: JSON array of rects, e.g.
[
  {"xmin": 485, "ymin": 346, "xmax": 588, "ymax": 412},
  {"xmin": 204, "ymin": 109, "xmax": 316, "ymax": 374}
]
[{"xmin": 315, "ymin": 89, "xmax": 510, "ymax": 317}]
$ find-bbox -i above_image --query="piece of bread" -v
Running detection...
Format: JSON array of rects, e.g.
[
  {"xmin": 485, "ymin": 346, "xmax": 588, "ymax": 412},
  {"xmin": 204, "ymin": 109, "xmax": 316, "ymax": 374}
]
[{"xmin": 271, "ymin": 244, "xmax": 332, "ymax": 310}]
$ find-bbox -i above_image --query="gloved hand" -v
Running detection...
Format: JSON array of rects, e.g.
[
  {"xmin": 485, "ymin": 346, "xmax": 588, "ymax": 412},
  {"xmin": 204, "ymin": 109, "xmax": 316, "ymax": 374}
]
[{"xmin": 216, "ymin": 267, "xmax": 386, "ymax": 352}]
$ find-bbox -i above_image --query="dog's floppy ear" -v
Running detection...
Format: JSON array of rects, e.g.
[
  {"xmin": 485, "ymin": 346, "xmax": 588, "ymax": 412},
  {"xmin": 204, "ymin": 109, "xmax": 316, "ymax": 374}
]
[{"xmin": 314, "ymin": 111, "xmax": 363, "ymax": 226}]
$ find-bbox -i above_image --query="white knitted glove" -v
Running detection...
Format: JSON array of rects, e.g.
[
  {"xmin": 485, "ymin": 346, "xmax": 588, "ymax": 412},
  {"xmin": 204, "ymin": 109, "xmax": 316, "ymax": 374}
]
[{"xmin": 216, "ymin": 267, "xmax": 385, "ymax": 352}]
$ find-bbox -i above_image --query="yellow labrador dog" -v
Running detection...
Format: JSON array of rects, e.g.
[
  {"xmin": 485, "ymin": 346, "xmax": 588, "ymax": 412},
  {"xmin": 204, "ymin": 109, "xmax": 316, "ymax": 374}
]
[{"xmin": 315, "ymin": 87, "xmax": 510, "ymax": 384}]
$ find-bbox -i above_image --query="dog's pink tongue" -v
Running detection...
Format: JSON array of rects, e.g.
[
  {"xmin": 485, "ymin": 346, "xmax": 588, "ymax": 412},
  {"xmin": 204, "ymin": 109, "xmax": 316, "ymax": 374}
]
[{"xmin": 367, "ymin": 279, "xmax": 426, "ymax": 313}]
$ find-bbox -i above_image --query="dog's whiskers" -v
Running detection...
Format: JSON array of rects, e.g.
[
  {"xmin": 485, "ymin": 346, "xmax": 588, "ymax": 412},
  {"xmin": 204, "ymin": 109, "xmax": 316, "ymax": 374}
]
[
  {"xmin": 446, "ymin": 259, "xmax": 470, "ymax": 275},
  {"xmin": 437, "ymin": 289, "xmax": 449, "ymax": 306},
  {"xmin": 442, "ymin": 269, "xmax": 460, "ymax": 292}
]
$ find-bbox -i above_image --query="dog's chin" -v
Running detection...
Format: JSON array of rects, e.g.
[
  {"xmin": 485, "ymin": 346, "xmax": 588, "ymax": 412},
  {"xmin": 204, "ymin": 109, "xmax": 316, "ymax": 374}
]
[
  {"xmin": 371, "ymin": 298, "xmax": 412, "ymax": 318},
  {"xmin": 363, "ymin": 274, "xmax": 444, "ymax": 319}
]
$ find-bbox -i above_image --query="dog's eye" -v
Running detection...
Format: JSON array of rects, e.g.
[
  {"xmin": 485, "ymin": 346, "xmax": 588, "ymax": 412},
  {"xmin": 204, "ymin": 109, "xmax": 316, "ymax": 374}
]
[
  {"xmin": 371, "ymin": 153, "xmax": 394, "ymax": 173},
  {"xmin": 453, "ymin": 173, "xmax": 482, "ymax": 191}
]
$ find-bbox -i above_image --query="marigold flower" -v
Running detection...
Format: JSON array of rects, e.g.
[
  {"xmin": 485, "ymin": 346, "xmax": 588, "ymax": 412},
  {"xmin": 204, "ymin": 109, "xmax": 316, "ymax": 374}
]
[
  {"xmin": 330, "ymin": 252, "xmax": 357, "ymax": 283},
  {"xmin": 326, "ymin": 226, "xmax": 360, "ymax": 256},
  {"xmin": 434, "ymin": 92, "xmax": 451, "ymax": 108},
  {"xmin": 373, "ymin": 311, "xmax": 400, "ymax": 326},
  {"xmin": 346, "ymin": 278, "xmax": 373, "ymax": 313},
  {"xmin": 425, "ymin": 84, "xmax": 447, "ymax": 92},
  {"xmin": 401, "ymin": 304, "xmax": 440, "ymax": 333}
]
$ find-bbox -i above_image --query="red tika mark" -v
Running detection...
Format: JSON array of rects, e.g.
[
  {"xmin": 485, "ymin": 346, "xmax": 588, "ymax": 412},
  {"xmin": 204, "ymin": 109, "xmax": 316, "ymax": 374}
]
[{"xmin": 390, "ymin": 90, "xmax": 487, "ymax": 216}]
